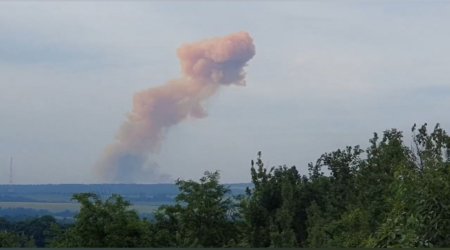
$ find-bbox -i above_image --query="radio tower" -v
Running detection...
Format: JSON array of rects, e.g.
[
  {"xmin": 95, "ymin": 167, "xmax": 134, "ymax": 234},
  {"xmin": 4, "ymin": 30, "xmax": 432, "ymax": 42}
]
[{"xmin": 9, "ymin": 157, "xmax": 13, "ymax": 185}]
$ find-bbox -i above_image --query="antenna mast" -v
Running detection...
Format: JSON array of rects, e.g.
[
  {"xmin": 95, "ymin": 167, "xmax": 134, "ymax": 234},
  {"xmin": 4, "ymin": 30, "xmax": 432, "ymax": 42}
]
[{"xmin": 9, "ymin": 157, "xmax": 13, "ymax": 185}]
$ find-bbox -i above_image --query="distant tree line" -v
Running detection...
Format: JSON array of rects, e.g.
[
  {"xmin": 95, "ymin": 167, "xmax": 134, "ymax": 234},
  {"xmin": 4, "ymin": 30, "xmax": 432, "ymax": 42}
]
[{"xmin": 1, "ymin": 123, "xmax": 449, "ymax": 247}]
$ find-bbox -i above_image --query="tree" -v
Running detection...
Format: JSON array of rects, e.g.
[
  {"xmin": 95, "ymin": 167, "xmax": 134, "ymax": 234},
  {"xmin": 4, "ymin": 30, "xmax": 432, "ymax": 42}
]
[
  {"xmin": 0, "ymin": 231, "xmax": 34, "ymax": 247},
  {"xmin": 305, "ymin": 145, "xmax": 364, "ymax": 247},
  {"xmin": 354, "ymin": 129, "xmax": 414, "ymax": 235},
  {"xmin": 154, "ymin": 171, "xmax": 237, "ymax": 247},
  {"xmin": 371, "ymin": 124, "xmax": 450, "ymax": 247},
  {"xmin": 14, "ymin": 215, "xmax": 58, "ymax": 247},
  {"xmin": 241, "ymin": 152, "xmax": 305, "ymax": 247},
  {"xmin": 304, "ymin": 125, "xmax": 450, "ymax": 247},
  {"xmin": 52, "ymin": 193, "xmax": 150, "ymax": 247}
]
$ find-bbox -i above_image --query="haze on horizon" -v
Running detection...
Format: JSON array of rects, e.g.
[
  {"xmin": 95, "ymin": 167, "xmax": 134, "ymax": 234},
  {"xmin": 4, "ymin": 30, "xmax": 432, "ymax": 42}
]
[{"xmin": 1, "ymin": 1, "xmax": 450, "ymax": 184}]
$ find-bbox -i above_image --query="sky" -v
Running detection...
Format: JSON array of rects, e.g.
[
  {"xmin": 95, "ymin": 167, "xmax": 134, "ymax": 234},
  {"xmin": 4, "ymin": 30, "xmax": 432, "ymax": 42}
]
[{"xmin": 1, "ymin": 1, "xmax": 450, "ymax": 184}]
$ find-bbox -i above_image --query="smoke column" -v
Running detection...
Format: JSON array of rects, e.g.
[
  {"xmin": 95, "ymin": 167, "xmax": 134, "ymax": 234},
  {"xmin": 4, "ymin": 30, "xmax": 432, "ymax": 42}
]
[{"xmin": 96, "ymin": 32, "xmax": 255, "ymax": 183}]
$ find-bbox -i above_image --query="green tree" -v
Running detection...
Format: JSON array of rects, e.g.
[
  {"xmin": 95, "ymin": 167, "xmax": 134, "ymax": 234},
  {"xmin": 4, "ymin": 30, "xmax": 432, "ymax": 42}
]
[
  {"xmin": 241, "ymin": 152, "xmax": 305, "ymax": 247},
  {"xmin": 0, "ymin": 231, "xmax": 34, "ymax": 247},
  {"xmin": 52, "ymin": 193, "xmax": 150, "ymax": 247},
  {"xmin": 154, "ymin": 171, "xmax": 237, "ymax": 247},
  {"xmin": 349, "ymin": 129, "xmax": 415, "ymax": 244},
  {"xmin": 371, "ymin": 124, "xmax": 450, "ymax": 247},
  {"xmin": 14, "ymin": 215, "xmax": 58, "ymax": 247},
  {"xmin": 305, "ymin": 146, "xmax": 363, "ymax": 247},
  {"xmin": 150, "ymin": 205, "xmax": 180, "ymax": 247}
]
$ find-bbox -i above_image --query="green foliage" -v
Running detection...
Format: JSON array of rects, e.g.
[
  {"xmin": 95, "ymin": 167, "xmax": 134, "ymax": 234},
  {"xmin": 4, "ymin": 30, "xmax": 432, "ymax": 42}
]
[
  {"xmin": 304, "ymin": 123, "xmax": 450, "ymax": 247},
  {"xmin": 371, "ymin": 124, "xmax": 450, "ymax": 247},
  {"xmin": 356, "ymin": 130, "xmax": 411, "ymax": 232},
  {"xmin": 305, "ymin": 145, "xmax": 364, "ymax": 247},
  {"xmin": 51, "ymin": 193, "xmax": 150, "ymax": 247},
  {"xmin": 0, "ymin": 231, "xmax": 34, "ymax": 247},
  {"xmin": 153, "ymin": 171, "xmax": 237, "ymax": 247},
  {"xmin": 241, "ymin": 152, "xmax": 305, "ymax": 247},
  {"xmin": 1, "ymin": 123, "xmax": 449, "ymax": 248},
  {"xmin": 13, "ymin": 215, "xmax": 58, "ymax": 247}
]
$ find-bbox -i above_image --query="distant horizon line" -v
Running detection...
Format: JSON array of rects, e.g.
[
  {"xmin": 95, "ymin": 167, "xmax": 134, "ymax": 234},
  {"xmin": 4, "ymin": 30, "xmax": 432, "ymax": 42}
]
[{"xmin": 0, "ymin": 182, "xmax": 251, "ymax": 186}]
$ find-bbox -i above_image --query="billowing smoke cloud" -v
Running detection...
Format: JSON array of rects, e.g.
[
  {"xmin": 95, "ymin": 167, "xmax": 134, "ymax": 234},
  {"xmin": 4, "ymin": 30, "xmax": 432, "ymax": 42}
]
[{"xmin": 96, "ymin": 32, "xmax": 255, "ymax": 183}]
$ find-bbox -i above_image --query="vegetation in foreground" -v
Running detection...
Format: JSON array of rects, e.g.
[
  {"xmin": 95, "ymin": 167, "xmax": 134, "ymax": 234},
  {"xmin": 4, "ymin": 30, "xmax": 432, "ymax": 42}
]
[{"xmin": 0, "ymin": 123, "xmax": 449, "ymax": 248}]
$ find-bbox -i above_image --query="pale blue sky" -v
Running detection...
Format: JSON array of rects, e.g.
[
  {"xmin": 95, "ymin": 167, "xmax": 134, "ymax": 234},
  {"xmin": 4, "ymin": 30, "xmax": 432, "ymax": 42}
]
[{"xmin": 1, "ymin": 1, "xmax": 450, "ymax": 183}]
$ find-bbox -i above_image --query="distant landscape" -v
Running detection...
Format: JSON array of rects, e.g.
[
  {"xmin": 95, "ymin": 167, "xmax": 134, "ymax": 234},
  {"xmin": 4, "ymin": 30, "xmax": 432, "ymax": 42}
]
[
  {"xmin": 0, "ymin": 124, "xmax": 449, "ymax": 247},
  {"xmin": 0, "ymin": 184, "xmax": 249, "ymax": 220}
]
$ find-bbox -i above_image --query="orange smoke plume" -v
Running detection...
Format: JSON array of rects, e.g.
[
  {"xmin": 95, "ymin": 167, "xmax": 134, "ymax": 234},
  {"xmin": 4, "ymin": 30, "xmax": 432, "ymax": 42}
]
[{"xmin": 96, "ymin": 32, "xmax": 255, "ymax": 183}]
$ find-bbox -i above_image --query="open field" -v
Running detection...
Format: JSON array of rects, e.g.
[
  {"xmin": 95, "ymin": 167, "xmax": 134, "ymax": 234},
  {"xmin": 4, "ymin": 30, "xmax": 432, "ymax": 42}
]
[
  {"xmin": 0, "ymin": 201, "xmax": 164, "ymax": 215},
  {"xmin": 0, "ymin": 202, "xmax": 79, "ymax": 212}
]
